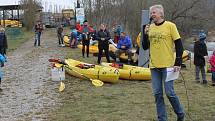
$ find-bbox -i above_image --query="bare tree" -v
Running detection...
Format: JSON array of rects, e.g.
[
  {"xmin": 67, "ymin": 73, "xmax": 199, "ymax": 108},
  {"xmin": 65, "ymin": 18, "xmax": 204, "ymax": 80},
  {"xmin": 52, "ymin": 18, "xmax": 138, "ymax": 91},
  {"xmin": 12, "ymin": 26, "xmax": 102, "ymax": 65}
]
[
  {"xmin": 19, "ymin": 0, "xmax": 42, "ymax": 30},
  {"xmin": 81, "ymin": 0, "xmax": 214, "ymax": 42}
]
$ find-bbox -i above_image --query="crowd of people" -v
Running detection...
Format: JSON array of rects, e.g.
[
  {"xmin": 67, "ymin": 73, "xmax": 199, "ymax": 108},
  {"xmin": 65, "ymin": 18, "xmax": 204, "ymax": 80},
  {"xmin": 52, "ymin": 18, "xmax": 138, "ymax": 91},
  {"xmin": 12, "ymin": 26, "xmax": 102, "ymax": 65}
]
[{"xmin": 54, "ymin": 19, "xmax": 133, "ymax": 64}]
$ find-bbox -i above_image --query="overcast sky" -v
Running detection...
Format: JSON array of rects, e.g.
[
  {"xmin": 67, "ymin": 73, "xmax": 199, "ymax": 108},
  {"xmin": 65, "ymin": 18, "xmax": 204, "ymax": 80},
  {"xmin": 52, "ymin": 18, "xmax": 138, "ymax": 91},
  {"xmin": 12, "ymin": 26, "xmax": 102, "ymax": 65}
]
[{"xmin": 0, "ymin": 0, "xmax": 76, "ymax": 12}]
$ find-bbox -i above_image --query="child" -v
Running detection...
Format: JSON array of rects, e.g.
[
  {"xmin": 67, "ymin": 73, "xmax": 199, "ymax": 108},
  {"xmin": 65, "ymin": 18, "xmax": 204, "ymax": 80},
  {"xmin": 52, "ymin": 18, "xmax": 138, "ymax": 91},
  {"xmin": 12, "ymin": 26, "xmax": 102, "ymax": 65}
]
[
  {"xmin": 194, "ymin": 32, "xmax": 208, "ymax": 84},
  {"xmin": 0, "ymin": 54, "xmax": 6, "ymax": 91},
  {"xmin": 209, "ymin": 49, "xmax": 215, "ymax": 86}
]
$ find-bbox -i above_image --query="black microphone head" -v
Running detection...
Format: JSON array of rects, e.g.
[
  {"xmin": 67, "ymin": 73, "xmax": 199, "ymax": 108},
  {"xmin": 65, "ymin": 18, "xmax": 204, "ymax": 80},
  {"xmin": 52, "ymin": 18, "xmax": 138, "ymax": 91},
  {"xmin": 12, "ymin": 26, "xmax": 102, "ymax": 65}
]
[{"xmin": 149, "ymin": 17, "xmax": 153, "ymax": 24}]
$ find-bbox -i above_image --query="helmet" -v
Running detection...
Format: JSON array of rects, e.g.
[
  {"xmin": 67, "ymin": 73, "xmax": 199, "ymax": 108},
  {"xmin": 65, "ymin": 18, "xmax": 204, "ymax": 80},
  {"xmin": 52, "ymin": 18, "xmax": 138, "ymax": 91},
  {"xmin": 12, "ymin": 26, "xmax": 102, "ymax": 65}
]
[{"xmin": 198, "ymin": 32, "xmax": 206, "ymax": 40}]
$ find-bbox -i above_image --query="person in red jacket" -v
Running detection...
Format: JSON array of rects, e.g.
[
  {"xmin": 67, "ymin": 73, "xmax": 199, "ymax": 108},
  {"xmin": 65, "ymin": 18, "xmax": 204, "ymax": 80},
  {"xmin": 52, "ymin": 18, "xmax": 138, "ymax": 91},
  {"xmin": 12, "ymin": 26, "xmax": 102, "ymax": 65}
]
[
  {"xmin": 78, "ymin": 20, "xmax": 94, "ymax": 58},
  {"xmin": 209, "ymin": 49, "xmax": 215, "ymax": 86},
  {"xmin": 75, "ymin": 21, "xmax": 81, "ymax": 31}
]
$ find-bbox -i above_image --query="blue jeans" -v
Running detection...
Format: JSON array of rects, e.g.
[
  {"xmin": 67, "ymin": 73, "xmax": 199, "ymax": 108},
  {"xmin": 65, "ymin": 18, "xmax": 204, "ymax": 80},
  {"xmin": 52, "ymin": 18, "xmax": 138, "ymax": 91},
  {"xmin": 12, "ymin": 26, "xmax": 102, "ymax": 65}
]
[
  {"xmin": 212, "ymin": 71, "xmax": 215, "ymax": 83},
  {"xmin": 195, "ymin": 65, "xmax": 206, "ymax": 81},
  {"xmin": 34, "ymin": 32, "xmax": 41, "ymax": 46},
  {"xmin": 151, "ymin": 68, "xmax": 185, "ymax": 121}
]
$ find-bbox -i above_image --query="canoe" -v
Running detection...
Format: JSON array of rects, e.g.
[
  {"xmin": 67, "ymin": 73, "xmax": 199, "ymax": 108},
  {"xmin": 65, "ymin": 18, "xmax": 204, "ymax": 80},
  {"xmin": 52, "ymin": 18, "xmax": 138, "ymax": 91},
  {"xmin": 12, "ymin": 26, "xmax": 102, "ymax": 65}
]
[
  {"xmin": 64, "ymin": 59, "xmax": 119, "ymax": 83},
  {"xmin": 101, "ymin": 62, "xmax": 151, "ymax": 81}
]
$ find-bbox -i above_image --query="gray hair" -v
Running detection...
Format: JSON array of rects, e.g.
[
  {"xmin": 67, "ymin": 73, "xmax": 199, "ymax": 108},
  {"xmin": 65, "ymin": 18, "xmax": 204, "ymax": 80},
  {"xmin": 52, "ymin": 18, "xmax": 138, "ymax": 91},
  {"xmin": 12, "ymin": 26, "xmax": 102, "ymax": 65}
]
[{"xmin": 150, "ymin": 5, "xmax": 164, "ymax": 18}]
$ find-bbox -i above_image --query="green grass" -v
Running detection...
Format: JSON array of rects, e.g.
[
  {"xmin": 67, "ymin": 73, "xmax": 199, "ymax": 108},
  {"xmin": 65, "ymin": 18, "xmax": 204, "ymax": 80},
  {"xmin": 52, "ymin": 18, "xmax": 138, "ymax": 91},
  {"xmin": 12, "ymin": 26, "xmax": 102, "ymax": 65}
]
[
  {"xmin": 5, "ymin": 27, "xmax": 34, "ymax": 52},
  {"xmin": 48, "ymin": 46, "xmax": 215, "ymax": 121}
]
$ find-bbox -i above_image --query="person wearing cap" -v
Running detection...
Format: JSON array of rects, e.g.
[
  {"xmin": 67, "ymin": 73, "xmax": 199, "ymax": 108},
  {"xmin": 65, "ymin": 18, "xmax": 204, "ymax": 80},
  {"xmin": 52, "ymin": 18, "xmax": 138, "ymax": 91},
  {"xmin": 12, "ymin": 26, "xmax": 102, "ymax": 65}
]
[
  {"xmin": 34, "ymin": 20, "xmax": 44, "ymax": 46},
  {"xmin": 113, "ymin": 25, "xmax": 122, "ymax": 44},
  {"xmin": 194, "ymin": 32, "xmax": 208, "ymax": 84},
  {"xmin": 115, "ymin": 31, "xmax": 132, "ymax": 64},
  {"xmin": 78, "ymin": 20, "xmax": 94, "ymax": 58},
  {"xmin": 142, "ymin": 5, "xmax": 185, "ymax": 121}
]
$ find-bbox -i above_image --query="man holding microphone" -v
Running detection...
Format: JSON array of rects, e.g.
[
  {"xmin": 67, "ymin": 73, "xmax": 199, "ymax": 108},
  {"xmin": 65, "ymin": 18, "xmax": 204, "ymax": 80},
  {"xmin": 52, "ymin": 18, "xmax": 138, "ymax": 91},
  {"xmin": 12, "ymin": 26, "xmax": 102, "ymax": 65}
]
[{"xmin": 142, "ymin": 5, "xmax": 185, "ymax": 121}]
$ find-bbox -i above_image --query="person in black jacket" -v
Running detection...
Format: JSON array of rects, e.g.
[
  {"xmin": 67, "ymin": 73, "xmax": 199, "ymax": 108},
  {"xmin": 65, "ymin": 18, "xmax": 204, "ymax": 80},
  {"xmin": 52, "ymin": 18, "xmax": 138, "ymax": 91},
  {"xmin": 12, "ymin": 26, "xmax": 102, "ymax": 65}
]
[
  {"xmin": 96, "ymin": 24, "xmax": 111, "ymax": 64},
  {"xmin": 0, "ymin": 27, "xmax": 8, "ymax": 56},
  {"xmin": 194, "ymin": 33, "xmax": 208, "ymax": 84},
  {"xmin": 57, "ymin": 24, "xmax": 64, "ymax": 46}
]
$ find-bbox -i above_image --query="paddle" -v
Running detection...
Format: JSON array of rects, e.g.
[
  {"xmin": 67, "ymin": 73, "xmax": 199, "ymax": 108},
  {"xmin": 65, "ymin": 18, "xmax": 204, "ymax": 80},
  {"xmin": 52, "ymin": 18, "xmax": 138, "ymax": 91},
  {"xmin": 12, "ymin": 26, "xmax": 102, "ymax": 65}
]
[
  {"xmin": 48, "ymin": 59, "xmax": 104, "ymax": 87},
  {"xmin": 59, "ymin": 81, "xmax": 65, "ymax": 92},
  {"xmin": 64, "ymin": 65, "xmax": 103, "ymax": 87}
]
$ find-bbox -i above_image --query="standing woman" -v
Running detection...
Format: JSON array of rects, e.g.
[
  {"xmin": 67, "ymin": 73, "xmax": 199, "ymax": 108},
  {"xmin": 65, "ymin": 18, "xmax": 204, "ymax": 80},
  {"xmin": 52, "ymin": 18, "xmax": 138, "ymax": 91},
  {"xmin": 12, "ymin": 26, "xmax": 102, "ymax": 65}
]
[
  {"xmin": 142, "ymin": 5, "xmax": 185, "ymax": 121},
  {"xmin": 96, "ymin": 24, "xmax": 111, "ymax": 64}
]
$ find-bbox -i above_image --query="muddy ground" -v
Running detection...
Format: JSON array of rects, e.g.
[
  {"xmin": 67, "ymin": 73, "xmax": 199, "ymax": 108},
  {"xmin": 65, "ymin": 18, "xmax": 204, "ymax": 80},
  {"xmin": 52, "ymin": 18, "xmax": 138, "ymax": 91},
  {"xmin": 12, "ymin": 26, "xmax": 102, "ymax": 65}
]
[{"xmin": 0, "ymin": 29, "xmax": 70, "ymax": 121}]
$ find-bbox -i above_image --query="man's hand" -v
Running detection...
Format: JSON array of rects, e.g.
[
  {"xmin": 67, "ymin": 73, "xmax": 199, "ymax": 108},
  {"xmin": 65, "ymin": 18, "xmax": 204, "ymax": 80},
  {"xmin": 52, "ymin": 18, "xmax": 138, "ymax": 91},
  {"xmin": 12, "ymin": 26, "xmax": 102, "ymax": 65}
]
[
  {"xmin": 204, "ymin": 56, "xmax": 209, "ymax": 62},
  {"xmin": 121, "ymin": 45, "xmax": 126, "ymax": 49},
  {"xmin": 144, "ymin": 25, "xmax": 150, "ymax": 34},
  {"xmin": 101, "ymin": 38, "xmax": 105, "ymax": 41},
  {"xmin": 173, "ymin": 66, "xmax": 181, "ymax": 72}
]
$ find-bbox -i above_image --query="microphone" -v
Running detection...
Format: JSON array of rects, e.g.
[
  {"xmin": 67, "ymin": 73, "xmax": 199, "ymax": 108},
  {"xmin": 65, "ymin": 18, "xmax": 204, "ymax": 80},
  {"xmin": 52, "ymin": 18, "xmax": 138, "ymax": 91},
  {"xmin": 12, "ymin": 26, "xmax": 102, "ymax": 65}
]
[{"xmin": 149, "ymin": 17, "xmax": 153, "ymax": 24}]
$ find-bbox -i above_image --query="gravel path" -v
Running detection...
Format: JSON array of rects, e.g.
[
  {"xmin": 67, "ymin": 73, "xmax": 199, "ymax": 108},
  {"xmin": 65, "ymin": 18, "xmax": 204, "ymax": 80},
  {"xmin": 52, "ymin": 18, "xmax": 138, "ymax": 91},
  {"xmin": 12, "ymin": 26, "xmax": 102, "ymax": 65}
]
[{"xmin": 0, "ymin": 29, "xmax": 68, "ymax": 121}]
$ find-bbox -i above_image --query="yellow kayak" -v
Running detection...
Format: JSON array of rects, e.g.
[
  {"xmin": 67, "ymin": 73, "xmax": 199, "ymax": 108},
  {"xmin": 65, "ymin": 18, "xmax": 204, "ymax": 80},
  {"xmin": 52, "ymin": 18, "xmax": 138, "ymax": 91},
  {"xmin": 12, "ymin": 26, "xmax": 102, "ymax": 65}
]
[
  {"xmin": 101, "ymin": 62, "xmax": 151, "ymax": 81},
  {"xmin": 77, "ymin": 44, "xmax": 99, "ymax": 54},
  {"xmin": 63, "ymin": 35, "xmax": 70, "ymax": 46},
  {"xmin": 64, "ymin": 59, "xmax": 119, "ymax": 83}
]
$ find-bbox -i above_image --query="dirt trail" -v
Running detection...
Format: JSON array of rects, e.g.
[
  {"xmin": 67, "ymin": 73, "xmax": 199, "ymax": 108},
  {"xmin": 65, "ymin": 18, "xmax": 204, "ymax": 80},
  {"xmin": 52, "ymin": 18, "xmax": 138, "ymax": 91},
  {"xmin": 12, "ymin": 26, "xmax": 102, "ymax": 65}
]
[{"xmin": 0, "ymin": 29, "xmax": 68, "ymax": 121}]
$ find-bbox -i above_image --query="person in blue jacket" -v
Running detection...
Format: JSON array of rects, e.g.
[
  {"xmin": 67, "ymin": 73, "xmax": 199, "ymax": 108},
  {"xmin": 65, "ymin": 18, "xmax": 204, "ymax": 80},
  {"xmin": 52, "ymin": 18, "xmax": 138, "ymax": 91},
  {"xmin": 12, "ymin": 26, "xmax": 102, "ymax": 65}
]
[
  {"xmin": 70, "ymin": 26, "xmax": 78, "ymax": 48},
  {"xmin": 0, "ymin": 53, "xmax": 6, "ymax": 91},
  {"xmin": 115, "ymin": 31, "xmax": 132, "ymax": 64}
]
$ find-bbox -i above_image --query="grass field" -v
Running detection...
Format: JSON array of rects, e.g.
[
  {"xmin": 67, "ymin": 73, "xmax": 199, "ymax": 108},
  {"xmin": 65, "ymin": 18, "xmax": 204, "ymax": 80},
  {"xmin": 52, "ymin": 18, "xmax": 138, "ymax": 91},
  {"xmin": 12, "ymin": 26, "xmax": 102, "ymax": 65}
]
[
  {"xmin": 5, "ymin": 27, "xmax": 215, "ymax": 120},
  {"xmin": 49, "ymin": 47, "xmax": 215, "ymax": 121},
  {"xmin": 5, "ymin": 27, "xmax": 34, "ymax": 52}
]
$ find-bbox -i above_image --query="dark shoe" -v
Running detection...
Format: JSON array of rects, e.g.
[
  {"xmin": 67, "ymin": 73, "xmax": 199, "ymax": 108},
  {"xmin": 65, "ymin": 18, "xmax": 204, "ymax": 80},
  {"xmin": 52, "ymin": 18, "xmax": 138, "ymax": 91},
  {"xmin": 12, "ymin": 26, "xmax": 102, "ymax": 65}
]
[
  {"xmin": 195, "ymin": 79, "xmax": 200, "ymax": 83},
  {"xmin": 202, "ymin": 80, "xmax": 208, "ymax": 84},
  {"xmin": 177, "ymin": 117, "xmax": 184, "ymax": 121},
  {"xmin": 97, "ymin": 61, "xmax": 100, "ymax": 65},
  {"xmin": 127, "ymin": 61, "xmax": 131, "ymax": 65},
  {"xmin": 177, "ymin": 115, "xmax": 185, "ymax": 121},
  {"xmin": 0, "ymin": 88, "xmax": 2, "ymax": 92},
  {"xmin": 211, "ymin": 83, "xmax": 215, "ymax": 86}
]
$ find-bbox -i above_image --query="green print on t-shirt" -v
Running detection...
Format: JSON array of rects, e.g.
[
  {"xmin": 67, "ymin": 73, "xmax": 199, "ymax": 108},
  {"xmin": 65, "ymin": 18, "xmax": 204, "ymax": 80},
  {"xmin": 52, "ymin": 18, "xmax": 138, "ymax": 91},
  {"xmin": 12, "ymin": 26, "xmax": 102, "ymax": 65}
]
[{"xmin": 150, "ymin": 32, "xmax": 166, "ymax": 49}]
